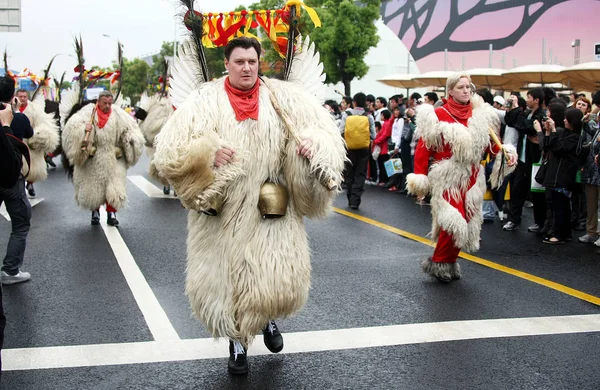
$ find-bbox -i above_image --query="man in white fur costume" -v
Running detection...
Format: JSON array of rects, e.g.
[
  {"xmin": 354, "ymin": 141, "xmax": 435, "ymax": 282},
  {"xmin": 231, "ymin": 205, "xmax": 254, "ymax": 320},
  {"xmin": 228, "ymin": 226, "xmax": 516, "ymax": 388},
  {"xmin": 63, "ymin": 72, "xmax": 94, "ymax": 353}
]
[
  {"xmin": 61, "ymin": 90, "xmax": 144, "ymax": 226},
  {"xmin": 407, "ymin": 73, "xmax": 517, "ymax": 283},
  {"xmin": 134, "ymin": 91, "xmax": 174, "ymax": 194},
  {"xmin": 154, "ymin": 35, "xmax": 345, "ymax": 375},
  {"xmin": 15, "ymin": 89, "xmax": 59, "ymax": 197}
]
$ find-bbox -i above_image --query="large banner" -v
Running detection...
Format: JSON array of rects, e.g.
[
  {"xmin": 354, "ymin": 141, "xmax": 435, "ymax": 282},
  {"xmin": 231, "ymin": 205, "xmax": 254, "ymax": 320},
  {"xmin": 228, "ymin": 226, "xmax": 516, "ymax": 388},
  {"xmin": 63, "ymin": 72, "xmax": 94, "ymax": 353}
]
[{"xmin": 381, "ymin": 0, "xmax": 600, "ymax": 72}]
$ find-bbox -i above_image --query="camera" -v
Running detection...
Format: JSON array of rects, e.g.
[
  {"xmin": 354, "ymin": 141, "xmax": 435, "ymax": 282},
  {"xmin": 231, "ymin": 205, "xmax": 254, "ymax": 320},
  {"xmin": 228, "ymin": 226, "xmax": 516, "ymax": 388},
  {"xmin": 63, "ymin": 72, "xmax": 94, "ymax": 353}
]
[{"xmin": 542, "ymin": 116, "xmax": 549, "ymax": 122}]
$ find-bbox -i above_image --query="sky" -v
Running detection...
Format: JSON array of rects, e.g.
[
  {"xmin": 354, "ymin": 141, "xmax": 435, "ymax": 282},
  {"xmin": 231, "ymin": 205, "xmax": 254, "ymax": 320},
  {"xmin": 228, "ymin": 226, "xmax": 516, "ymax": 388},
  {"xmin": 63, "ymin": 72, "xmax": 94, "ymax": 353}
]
[{"xmin": 2, "ymin": 0, "xmax": 254, "ymax": 80}]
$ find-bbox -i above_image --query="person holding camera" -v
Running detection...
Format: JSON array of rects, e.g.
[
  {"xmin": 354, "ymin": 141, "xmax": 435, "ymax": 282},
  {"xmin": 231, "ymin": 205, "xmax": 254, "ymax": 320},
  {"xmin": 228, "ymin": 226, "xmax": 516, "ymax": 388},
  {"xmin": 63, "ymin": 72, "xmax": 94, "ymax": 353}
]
[
  {"xmin": 0, "ymin": 77, "xmax": 34, "ymax": 285},
  {"xmin": 534, "ymin": 108, "xmax": 581, "ymax": 244}
]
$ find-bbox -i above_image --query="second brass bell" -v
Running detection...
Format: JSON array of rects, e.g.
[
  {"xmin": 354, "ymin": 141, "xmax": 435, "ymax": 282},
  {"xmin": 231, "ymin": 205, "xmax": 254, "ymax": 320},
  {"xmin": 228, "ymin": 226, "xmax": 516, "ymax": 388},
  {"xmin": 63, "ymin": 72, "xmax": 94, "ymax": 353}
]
[{"xmin": 258, "ymin": 182, "xmax": 289, "ymax": 219}]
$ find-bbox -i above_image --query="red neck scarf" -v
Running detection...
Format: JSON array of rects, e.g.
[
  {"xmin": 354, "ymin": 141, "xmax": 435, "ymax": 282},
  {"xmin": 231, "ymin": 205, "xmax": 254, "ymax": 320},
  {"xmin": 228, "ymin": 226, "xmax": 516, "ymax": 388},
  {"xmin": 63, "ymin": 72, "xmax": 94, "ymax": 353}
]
[
  {"xmin": 96, "ymin": 105, "xmax": 112, "ymax": 129},
  {"xmin": 18, "ymin": 103, "xmax": 27, "ymax": 113},
  {"xmin": 443, "ymin": 96, "xmax": 472, "ymax": 121},
  {"xmin": 224, "ymin": 77, "xmax": 259, "ymax": 121}
]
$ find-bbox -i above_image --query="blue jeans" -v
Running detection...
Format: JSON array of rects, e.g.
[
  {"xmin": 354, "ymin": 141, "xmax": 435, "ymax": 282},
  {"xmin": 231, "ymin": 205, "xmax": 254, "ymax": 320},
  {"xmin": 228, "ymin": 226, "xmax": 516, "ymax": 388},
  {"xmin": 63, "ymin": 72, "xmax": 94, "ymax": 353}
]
[{"xmin": 0, "ymin": 178, "xmax": 31, "ymax": 275}]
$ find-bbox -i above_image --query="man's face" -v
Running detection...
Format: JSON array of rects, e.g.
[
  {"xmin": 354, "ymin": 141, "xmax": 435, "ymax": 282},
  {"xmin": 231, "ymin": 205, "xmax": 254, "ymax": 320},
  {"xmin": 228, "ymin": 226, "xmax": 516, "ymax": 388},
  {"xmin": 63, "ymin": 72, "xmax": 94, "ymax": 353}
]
[
  {"xmin": 424, "ymin": 96, "xmax": 432, "ymax": 105},
  {"xmin": 224, "ymin": 47, "xmax": 259, "ymax": 91},
  {"xmin": 526, "ymin": 94, "xmax": 538, "ymax": 110},
  {"xmin": 493, "ymin": 102, "xmax": 503, "ymax": 110},
  {"xmin": 390, "ymin": 100, "xmax": 397, "ymax": 110},
  {"xmin": 16, "ymin": 92, "xmax": 28, "ymax": 107},
  {"xmin": 98, "ymin": 96, "xmax": 113, "ymax": 113},
  {"xmin": 375, "ymin": 99, "xmax": 384, "ymax": 109}
]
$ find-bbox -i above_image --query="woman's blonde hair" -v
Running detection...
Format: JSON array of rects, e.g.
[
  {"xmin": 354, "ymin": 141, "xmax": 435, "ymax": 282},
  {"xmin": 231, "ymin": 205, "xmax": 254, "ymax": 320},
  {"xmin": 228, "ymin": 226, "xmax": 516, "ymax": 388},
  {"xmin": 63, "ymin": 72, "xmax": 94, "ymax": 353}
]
[{"xmin": 446, "ymin": 73, "xmax": 473, "ymax": 95}]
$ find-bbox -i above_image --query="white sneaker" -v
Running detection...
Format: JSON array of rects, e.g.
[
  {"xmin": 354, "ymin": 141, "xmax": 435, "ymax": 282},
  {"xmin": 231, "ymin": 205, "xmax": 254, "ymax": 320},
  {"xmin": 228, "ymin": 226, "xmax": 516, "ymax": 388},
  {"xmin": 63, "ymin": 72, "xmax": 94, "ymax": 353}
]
[
  {"xmin": 1, "ymin": 270, "xmax": 31, "ymax": 285},
  {"xmin": 593, "ymin": 238, "xmax": 600, "ymax": 248}
]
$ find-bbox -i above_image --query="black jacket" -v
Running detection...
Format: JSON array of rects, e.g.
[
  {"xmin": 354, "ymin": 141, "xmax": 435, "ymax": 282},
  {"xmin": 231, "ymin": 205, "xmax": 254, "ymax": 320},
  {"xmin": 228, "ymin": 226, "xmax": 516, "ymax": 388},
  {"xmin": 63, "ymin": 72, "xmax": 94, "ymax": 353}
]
[
  {"xmin": 541, "ymin": 128, "xmax": 580, "ymax": 190},
  {"xmin": 505, "ymin": 107, "xmax": 545, "ymax": 165},
  {"xmin": 0, "ymin": 126, "xmax": 21, "ymax": 188}
]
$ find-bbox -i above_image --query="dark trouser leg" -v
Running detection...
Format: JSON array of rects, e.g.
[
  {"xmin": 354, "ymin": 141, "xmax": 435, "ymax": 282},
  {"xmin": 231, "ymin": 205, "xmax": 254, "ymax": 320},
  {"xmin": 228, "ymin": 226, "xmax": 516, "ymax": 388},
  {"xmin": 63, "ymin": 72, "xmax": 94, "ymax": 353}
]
[
  {"xmin": 377, "ymin": 154, "xmax": 390, "ymax": 184},
  {"xmin": 508, "ymin": 162, "xmax": 529, "ymax": 225},
  {"xmin": 348, "ymin": 149, "xmax": 369, "ymax": 207},
  {"xmin": 551, "ymin": 190, "xmax": 572, "ymax": 240},
  {"xmin": 0, "ymin": 283, "xmax": 5, "ymax": 371},
  {"xmin": 1, "ymin": 178, "xmax": 31, "ymax": 275},
  {"xmin": 399, "ymin": 145, "xmax": 413, "ymax": 191},
  {"xmin": 368, "ymin": 155, "xmax": 378, "ymax": 182},
  {"xmin": 493, "ymin": 175, "xmax": 510, "ymax": 211},
  {"xmin": 345, "ymin": 154, "xmax": 355, "ymax": 203},
  {"xmin": 532, "ymin": 191, "xmax": 547, "ymax": 227}
]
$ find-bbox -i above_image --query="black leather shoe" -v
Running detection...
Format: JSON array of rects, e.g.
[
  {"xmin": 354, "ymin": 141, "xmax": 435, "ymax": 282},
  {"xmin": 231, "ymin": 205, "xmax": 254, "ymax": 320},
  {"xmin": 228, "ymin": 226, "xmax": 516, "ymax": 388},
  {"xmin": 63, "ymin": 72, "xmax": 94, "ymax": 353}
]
[
  {"xmin": 107, "ymin": 212, "xmax": 119, "ymax": 226},
  {"xmin": 26, "ymin": 183, "xmax": 35, "ymax": 197},
  {"xmin": 262, "ymin": 320, "xmax": 284, "ymax": 353},
  {"xmin": 91, "ymin": 210, "xmax": 100, "ymax": 225},
  {"xmin": 228, "ymin": 341, "xmax": 248, "ymax": 375}
]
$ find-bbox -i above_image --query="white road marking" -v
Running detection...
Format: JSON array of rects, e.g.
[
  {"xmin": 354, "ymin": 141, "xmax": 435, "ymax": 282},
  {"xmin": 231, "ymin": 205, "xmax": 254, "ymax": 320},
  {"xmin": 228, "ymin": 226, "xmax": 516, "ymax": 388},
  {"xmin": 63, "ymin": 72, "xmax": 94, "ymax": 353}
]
[
  {"xmin": 0, "ymin": 198, "xmax": 44, "ymax": 221},
  {"xmin": 3, "ymin": 313, "xmax": 600, "ymax": 371},
  {"xmin": 128, "ymin": 175, "xmax": 176, "ymax": 198},
  {"xmin": 99, "ymin": 208, "xmax": 180, "ymax": 342}
]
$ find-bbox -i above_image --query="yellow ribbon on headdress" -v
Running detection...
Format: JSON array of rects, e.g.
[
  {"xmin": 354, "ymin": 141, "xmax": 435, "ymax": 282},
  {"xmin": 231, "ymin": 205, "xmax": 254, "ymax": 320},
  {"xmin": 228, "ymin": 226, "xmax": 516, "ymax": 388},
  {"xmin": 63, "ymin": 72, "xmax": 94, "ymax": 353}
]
[{"xmin": 285, "ymin": 0, "xmax": 321, "ymax": 28}]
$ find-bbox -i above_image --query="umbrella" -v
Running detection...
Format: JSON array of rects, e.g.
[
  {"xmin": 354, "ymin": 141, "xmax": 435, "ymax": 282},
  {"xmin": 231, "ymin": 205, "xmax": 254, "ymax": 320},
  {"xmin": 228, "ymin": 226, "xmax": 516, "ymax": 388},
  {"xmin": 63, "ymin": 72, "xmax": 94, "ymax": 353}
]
[
  {"xmin": 465, "ymin": 68, "xmax": 508, "ymax": 88},
  {"xmin": 377, "ymin": 73, "xmax": 424, "ymax": 89},
  {"xmin": 561, "ymin": 62, "xmax": 600, "ymax": 92},
  {"xmin": 502, "ymin": 64, "xmax": 567, "ymax": 85},
  {"xmin": 413, "ymin": 71, "xmax": 455, "ymax": 87}
]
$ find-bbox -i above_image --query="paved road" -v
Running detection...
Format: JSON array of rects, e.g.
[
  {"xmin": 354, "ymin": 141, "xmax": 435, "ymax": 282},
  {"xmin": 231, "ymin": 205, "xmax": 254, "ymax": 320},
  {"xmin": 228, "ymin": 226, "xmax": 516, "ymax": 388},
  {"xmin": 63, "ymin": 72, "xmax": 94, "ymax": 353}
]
[{"xmin": 1, "ymin": 155, "xmax": 599, "ymax": 389}]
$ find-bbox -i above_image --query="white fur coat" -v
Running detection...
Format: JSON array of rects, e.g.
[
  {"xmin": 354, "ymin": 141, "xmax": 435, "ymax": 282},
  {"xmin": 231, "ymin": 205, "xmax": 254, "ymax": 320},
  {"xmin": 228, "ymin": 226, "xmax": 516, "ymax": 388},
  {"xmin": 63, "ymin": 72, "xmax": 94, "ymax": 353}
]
[
  {"xmin": 138, "ymin": 94, "xmax": 173, "ymax": 186},
  {"xmin": 407, "ymin": 94, "xmax": 516, "ymax": 252},
  {"xmin": 61, "ymin": 104, "xmax": 144, "ymax": 210},
  {"xmin": 153, "ymin": 77, "xmax": 346, "ymax": 345},
  {"xmin": 22, "ymin": 102, "xmax": 60, "ymax": 182}
]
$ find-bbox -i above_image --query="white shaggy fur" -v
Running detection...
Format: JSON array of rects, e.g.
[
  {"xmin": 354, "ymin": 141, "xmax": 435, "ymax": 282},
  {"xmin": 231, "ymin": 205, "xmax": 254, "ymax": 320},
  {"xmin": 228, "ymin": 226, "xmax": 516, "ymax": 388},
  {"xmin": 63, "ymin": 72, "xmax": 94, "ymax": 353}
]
[
  {"xmin": 153, "ymin": 77, "xmax": 346, "ymax": 345},
  {"xmin": 138, "ymin": 93, "xmax": 173, "ymax": 186},
  {"xmin": 22, "ymin": 101, "xmax": 60, "ymax": 182},
  {"xmin": 410, "ymin": 94, "xmax": 516, "ymax": 252},
  {"xmin": 61, "ymin": 104, "xmax": 144, "ymax": 210}
]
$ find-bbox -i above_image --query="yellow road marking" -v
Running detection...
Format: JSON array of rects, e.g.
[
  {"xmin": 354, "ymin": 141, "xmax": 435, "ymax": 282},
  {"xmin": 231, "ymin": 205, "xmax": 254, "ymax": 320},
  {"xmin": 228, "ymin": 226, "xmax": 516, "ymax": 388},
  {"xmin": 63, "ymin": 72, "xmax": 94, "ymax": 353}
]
[{"xmin": 334, "ymin": 207, "xmax": 600, "ymax": 306}]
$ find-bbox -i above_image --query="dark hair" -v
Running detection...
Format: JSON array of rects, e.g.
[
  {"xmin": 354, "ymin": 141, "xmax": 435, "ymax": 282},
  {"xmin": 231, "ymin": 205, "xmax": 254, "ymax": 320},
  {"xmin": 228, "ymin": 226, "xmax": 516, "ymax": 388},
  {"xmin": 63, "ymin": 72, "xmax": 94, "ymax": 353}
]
[
  {"xmin": 381, "ymin": 109, "xmax": 391, "ymax": 120},
  {"xmin": 592, "ymin": 90, "xmax": 600, "ymax": 106},
  {"xmin": 542, "ymin": 87, "xmax": 557, "ymax": 107},
  {"xmin": 0, "ymin": 76, "xmax": 15, "ymax": 102},
  {"xmin": 15, "ymin": 88, "xmax": 27, "ymax": 95},
  {"xmin": 517, "ymin": 96, "xmax": 527, "ymax": 110},
  {"xmin": 324, "ymin": 99, "xmax": 340, "ymax": 116},
  {"xmin": 376, "ymin": 96, "xmax": 387, "ymax": 107},
  {"xmin": 366, "ymin": 94, "xmax": 375, "ymax": 103},
  {"xmin": 527, "ymin": 88, "xmax": 544, "ymax": 107},
  {"xmin": 389, "ymin": 95, "xmax": 400, "ymax": 103},
  {"xmin": 547, "ymin": 101, "xmax": 566, "ymax": 127},
  {"xmin": 476, "ymin": 88, "xmax": 494, "ymax": 105},
  {"xmin": 424, "ymin": 92, "xmax": 438, "ymax": 104},
  {"xmin": 565, "ymin": 107, "xmax": 584, "ymax": 132},
  {"xmin": 353, "ymin": 92, "xmax": 367, "ymax": 109},
  {"xmin": 224, "ymin": 37, "xmax": 261, "ymax": 61},
  {"xmin": 410, "ymin": 92, "xmax": 421, "ymax": 100},
  {"xmin": 342, "ymin": 96, "xmax": 352, "ymax": 106},
  {"xmin": 375, "ymin": 121, "xmax": 382, "ymax": 131},
  {"xmin": 548, "ymin": 97, "xmax": 567, "ymax": 107}
]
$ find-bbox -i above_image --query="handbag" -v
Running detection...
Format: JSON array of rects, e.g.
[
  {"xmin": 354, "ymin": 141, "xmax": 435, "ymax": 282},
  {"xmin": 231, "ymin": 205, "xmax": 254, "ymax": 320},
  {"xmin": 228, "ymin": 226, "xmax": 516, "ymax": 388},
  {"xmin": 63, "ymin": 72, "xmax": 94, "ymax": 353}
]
[
  {"xmin": 372, "ymin": 144, "xmax": 381, "ymax": 160},
  {"xmin": 531, "ymin": 154, "xmax": 548, "ymax": 192}
]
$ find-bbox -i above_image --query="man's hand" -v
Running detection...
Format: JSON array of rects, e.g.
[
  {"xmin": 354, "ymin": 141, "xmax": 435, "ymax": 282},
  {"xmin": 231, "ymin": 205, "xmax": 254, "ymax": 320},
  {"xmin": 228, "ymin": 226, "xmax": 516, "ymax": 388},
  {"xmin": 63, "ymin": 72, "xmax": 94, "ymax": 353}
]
[
  {"xmin": 85, "ymin": 123, "xmax": 92, "ymax": 132},
  {"xmin": 214, "ymin": 147, "xmax": 235, "ymax": 168},
  {"xmin": 544, "ymin": 117, "xmax": 556, "ymax": 134},
  {"xmin": 0, "ymin": 104, "xmax": 14, "ymax": 127},
  {"xmin": 507, "ymin": 152, "xmax": 518, "ymax": 167},
  {"xmin": 296, "ymin": 139, "xmax": 313, "ymax": 159},
  {"xmin": 533, "ymin": 119, "xmax": 542, "ymax": 133}
]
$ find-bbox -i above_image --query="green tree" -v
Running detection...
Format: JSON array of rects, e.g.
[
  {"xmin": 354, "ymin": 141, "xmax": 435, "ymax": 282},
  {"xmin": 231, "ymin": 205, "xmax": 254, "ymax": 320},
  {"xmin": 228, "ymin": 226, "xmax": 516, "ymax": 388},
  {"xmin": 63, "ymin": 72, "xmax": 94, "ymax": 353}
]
[
  {"xmin": 309, "ymin": 0, "xmax": 380, "ymax": 96},
  {"xmin": 119, "ymin": 58, "xmax": 150, "ymax": 106},
  {"xmin": 151, "ymin": 41, "xmax": 226, "ymax": 82}
]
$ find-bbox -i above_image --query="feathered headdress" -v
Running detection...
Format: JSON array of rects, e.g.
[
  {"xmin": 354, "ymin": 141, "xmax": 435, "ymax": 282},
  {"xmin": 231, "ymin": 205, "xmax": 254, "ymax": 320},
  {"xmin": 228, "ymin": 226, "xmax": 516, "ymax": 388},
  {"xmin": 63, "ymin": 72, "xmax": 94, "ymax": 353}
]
[
  {"xmin": 114, "ymin": 41, "xmax": 124, "ymax": 101},
  {"xmin": 3, "ymin": 50, "xmax": 15, "ymax": 81},
  {"xmin": 159, "ymin": 57, "xmax": 169, "ymax": 97},
  {"xmin": 31, "ymin": 55, "xmax": 58, "ymax": 101},
  {"xmin": 181, "ymin": 0, "xmax": 210, "ymax": 82},
  {"xmin": 74, "ymin": 35, "xmax": 86, "ymax": 104}
]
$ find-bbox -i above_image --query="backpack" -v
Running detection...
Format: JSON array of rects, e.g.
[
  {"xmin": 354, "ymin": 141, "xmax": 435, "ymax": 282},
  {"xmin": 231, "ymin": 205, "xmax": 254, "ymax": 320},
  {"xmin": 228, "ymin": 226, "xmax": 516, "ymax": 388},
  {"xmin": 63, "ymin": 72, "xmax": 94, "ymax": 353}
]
[{"xmin": 344, "ymin": 111, "xmax": 370, "ymax": 150}]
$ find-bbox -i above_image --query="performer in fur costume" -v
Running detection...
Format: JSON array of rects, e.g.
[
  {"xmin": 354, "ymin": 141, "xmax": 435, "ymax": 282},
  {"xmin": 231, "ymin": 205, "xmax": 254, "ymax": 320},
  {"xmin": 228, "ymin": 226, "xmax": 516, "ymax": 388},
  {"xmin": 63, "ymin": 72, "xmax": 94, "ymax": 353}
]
[
  {"xmin": 407, "ymin": 73, "xmax": 517, "ymax": 283},
  {"xmin": 153, "ymin": 0, "xmax": 345, "ymax": 376},
  {"xmin": 61, "ymin": 90, "xmax": 144, "ymax": 226},
  {"xmin": 16, "ymin": 90, "xmax": 59, "ymax": 197},
  {"xmin": 60, "ymin": 37, "xmax": 143, "ymax": 226},
  {"xmin": 135, "ymin": 63, "xmax": 174, "ymax": 194}
]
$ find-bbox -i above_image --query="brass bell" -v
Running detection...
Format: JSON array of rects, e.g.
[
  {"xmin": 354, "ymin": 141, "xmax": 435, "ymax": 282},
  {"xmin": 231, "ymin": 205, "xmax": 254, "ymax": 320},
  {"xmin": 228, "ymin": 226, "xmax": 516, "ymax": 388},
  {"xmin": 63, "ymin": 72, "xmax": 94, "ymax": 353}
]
[
  {"xmin": 202, "ymin": 194, "xmax": 224, "ymax": 216},
  {"xmin": 258, "ymin": 182, "xmax": 289, "ymax": 219},
  {"xmin": 88, "ymin": 145, "xmax": 97, "ymax": 157},
  {"xmin": 114, "ymin": 146, "xmax": 123, "ymax": 159}
]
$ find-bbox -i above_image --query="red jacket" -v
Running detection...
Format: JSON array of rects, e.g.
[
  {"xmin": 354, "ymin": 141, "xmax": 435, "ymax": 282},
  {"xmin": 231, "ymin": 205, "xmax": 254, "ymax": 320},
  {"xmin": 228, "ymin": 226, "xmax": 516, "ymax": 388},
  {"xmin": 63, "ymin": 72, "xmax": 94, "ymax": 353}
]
[{"xmin": 374, "ymin": 118, "xmax": 393, "ymax": 155}]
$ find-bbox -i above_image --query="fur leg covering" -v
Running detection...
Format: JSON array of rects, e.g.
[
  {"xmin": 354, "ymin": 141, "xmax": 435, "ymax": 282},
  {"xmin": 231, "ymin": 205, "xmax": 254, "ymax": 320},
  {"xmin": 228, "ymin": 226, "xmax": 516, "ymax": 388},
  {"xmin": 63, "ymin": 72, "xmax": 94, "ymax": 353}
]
[{"xmin": 421, "ymin": 257, "xmax": 461, "ymax": 280}]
